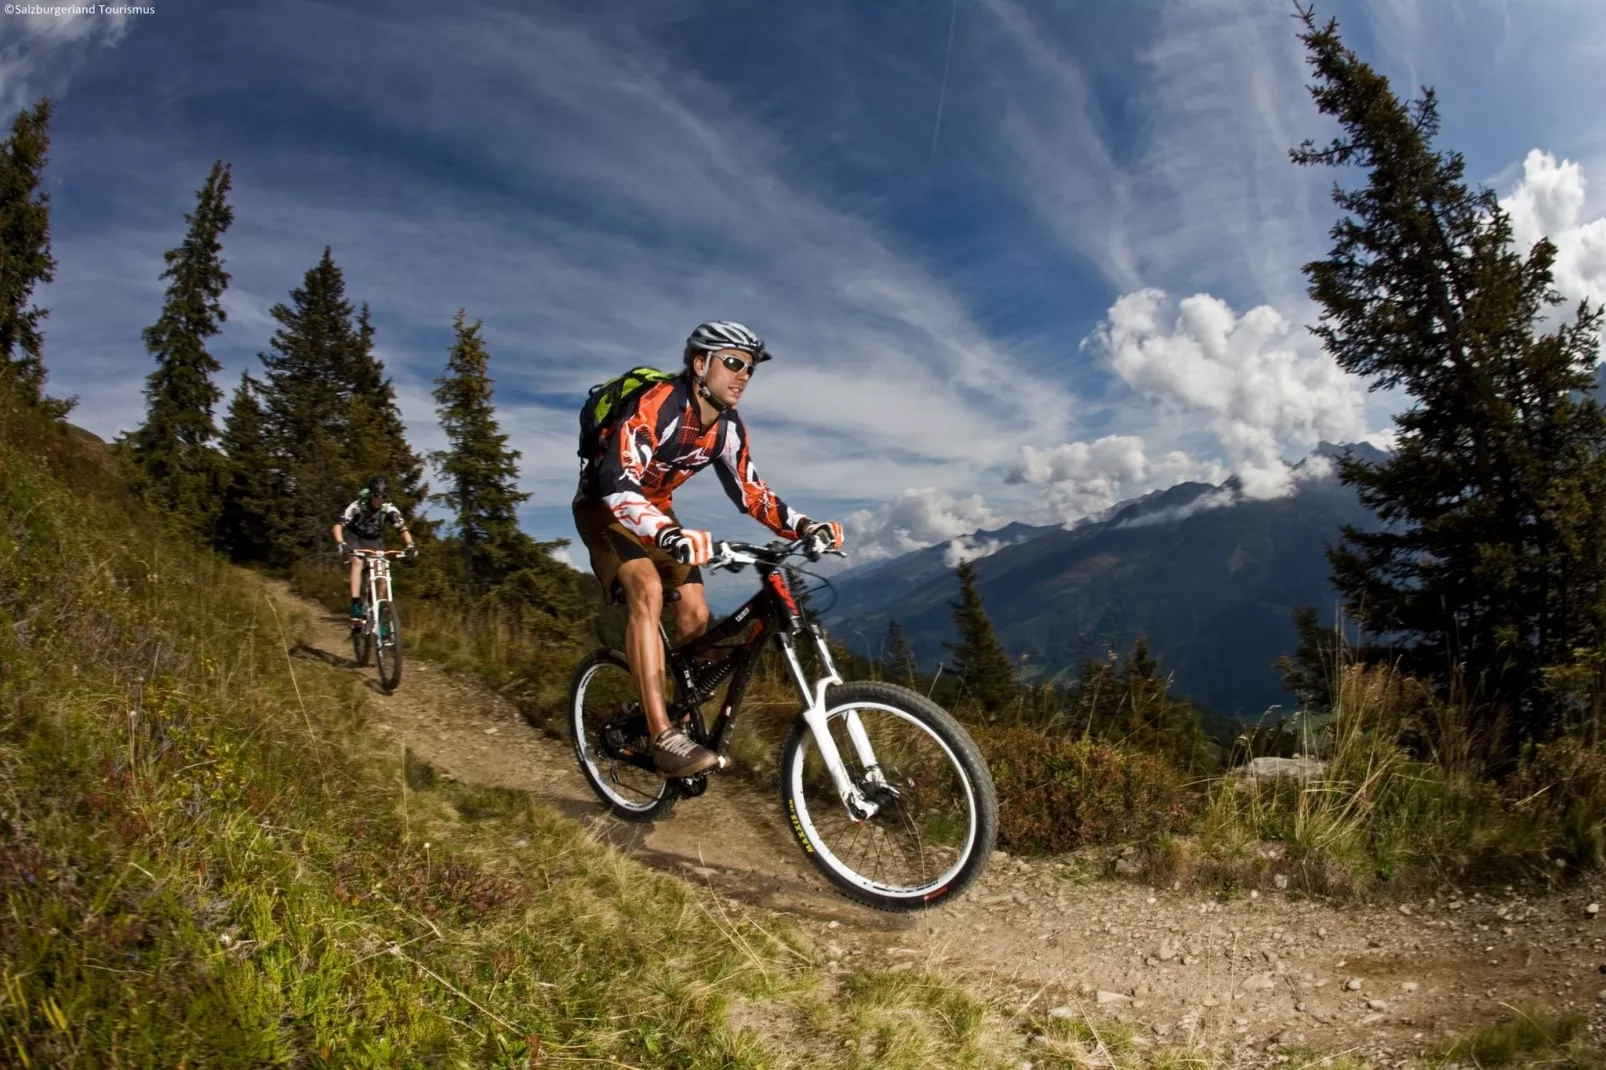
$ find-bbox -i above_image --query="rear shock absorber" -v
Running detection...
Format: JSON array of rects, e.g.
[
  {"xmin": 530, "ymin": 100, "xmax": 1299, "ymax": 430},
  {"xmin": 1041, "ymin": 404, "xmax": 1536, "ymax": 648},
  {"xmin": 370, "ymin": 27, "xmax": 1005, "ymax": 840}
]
[{"xmin": 692, "ymin": 653, "xmax": 736, "ymax": 699}]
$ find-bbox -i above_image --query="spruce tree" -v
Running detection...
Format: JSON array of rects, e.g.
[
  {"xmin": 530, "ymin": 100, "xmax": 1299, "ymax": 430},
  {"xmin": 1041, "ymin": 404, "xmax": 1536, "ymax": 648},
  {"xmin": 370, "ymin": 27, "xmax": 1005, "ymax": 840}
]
[
  {"xmin": 1276, "ymin": 604, "xmax": 1343, "ymax": 713},
  {"xmin": 130, "ymin": 160, "xmax": 234, "ymax": 533},
  {"xmin": 887, "ymin": 618, "xmax": 918, "ymax": 686},
  {"xmin": 430, "ymin": 309, "xmax": 531, "ymax": 595},
  {"xmin": 1293, "ymin": 7, "xmax": 1606, "ymax": 752},
  {"xmin": 215, "ymin": 372, "xmax": 278, "ymax": 563},
  {"xmin": 345, "ymin": 303, "xmax": 429, "ymax": 525},
  {"xmin": 0, "ymin": 98, "xmax": 71, "ymax": 416},
  {"xmin": 256, "ymin": 248, "xmax": 365, "ymax": 561},
  {"xmin": 1070, "ymin": 651, "xmax": 1123, "ymax": 739},
  {"xmin": 943, "ymin": 560, "xmax": 1018, "ymax": 719}
]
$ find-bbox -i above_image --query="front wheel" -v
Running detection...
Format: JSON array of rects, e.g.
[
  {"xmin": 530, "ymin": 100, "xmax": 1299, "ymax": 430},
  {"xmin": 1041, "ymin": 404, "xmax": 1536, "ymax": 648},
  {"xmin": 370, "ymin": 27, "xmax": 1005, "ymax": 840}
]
[
  {"xmin": 352, "ymin": 598, "xmax": 371, "ymax": 667},
  {"xmin": 780, "ymin": 681, "xmax": 997, "ymax": 912},
  {"xmin": 375, "ymin": 601, "xmax": 402, "ymax": 692}
]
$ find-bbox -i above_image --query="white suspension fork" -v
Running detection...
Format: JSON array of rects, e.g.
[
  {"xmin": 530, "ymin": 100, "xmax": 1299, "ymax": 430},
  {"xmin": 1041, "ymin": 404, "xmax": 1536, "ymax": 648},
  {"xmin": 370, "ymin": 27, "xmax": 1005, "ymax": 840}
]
[
  {"xmin": 810, "ymin": 627, "xmax": 885, "ymax": 783},
  {"xmin": 779, "ymin": 628, "xmax": 881, "ymax": 819}
]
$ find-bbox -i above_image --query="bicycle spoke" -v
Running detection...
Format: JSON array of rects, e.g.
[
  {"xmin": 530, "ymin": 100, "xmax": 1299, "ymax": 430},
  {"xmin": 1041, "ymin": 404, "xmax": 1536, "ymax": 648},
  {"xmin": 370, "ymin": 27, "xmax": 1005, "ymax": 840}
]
[
  {"xmin": 788, "ymin": 701, "xmax": 979, "ymax": 896},
  {"xmin": 573, "ymin": 658, "xmax": 670, "ymax": 815}
]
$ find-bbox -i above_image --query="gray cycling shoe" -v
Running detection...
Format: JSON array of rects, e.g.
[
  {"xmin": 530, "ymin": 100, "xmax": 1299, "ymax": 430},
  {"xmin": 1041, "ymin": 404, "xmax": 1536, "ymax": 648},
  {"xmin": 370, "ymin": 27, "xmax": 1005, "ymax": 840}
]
[{"xmin": 652, "ymin": 726, "xmax": 719, "ymax": 777}]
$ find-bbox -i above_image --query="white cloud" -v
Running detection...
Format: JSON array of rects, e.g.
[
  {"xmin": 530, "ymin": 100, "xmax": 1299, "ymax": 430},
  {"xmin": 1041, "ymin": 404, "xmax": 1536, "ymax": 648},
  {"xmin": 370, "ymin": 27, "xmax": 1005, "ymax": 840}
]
[
  {"xmin": 942, "ymin": 535, "xmax": 1020, "ymax": 568},
  {"xmin": 41, "ymin": 3, "xmax": 1081, "ymax": 534},
  {"xmin": 977, "ymin": 0, "xmax": 1323, "ymax": 307},
  {"xmin": 1502, "ymin": 149, "xmax": 1606, "ymax": 312},
  {"xmin": 1089, "ymin": 288, "xmax": 1369, "ymax": 499},
  {"xmin": 1112, "ymin": 486, "xmax": 1235, "ymax": 530},
  {"xmin": 1004, "ymin": 434, "xmax": 1224, "ymax": 523},
  {"xmin": 0, "ymin": 10, "xmax": 132, "ymax": 114},
  {"xmin": 844, "ymin": 488, "xmax": 1004, "ymax": 564}
]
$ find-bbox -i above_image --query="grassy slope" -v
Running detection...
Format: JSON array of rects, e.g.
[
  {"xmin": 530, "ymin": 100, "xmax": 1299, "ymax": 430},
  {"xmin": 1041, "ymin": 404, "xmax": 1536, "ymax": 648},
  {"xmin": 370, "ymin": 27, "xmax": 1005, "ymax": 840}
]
[{"xmin": 0, "ymin": 410, "xmax": 1027, "ymax": 1068}]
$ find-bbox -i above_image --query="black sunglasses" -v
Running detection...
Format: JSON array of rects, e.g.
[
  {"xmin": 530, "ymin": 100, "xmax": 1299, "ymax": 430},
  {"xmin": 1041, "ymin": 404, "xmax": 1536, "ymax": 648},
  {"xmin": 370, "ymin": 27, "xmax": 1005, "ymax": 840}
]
[{"xmin": 715, "ymin": 353, "xmax": 758, "ymax": 376}]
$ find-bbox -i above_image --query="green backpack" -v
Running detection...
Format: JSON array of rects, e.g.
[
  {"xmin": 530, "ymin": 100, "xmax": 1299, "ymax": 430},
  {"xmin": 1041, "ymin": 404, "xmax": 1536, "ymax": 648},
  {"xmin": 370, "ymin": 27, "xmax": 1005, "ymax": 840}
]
[{"xmin": 577, "ymin": 366, "xmax": 679, "ymax": 460}]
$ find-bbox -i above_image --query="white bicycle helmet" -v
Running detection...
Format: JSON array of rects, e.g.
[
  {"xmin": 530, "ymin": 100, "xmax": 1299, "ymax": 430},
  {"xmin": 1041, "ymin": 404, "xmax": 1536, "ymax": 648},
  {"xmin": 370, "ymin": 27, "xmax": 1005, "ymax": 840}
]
[{"xmin": 684, "ymin": 320, "xmax": 771, "ymax": 364}]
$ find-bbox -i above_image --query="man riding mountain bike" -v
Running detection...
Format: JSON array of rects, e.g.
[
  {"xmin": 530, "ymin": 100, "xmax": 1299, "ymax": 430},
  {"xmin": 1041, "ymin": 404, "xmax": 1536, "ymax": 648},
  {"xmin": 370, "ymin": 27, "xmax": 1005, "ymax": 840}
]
[
  {"xmin": 332, "ymin": 475, "xmax": 416, "ymax": 627},
  {"xmin": 573, "ymin": 320, "xmax": 846, "ymax": 778}
]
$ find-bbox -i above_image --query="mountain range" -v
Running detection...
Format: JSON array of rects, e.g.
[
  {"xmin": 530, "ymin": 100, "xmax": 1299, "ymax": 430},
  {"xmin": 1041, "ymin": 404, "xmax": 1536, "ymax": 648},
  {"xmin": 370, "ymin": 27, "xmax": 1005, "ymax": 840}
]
[{"xmin": 822, "ymin": 442, "xmax": 1387, "ymax": 719}]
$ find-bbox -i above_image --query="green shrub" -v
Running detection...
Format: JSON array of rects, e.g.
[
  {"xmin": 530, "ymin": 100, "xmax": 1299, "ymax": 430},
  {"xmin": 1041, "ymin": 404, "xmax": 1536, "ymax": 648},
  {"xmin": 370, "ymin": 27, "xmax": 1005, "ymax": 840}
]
[{"xmin": 974, "ymin": 728, "xmax": 1198, "ymax": 854}]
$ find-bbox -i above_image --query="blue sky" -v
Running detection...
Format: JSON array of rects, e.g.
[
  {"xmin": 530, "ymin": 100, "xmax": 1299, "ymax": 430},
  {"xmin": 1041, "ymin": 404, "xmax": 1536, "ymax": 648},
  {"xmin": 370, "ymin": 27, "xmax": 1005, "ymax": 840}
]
[{"xmin": 7, "ymin": 0, "xmax": 1606, "ymax": 585}]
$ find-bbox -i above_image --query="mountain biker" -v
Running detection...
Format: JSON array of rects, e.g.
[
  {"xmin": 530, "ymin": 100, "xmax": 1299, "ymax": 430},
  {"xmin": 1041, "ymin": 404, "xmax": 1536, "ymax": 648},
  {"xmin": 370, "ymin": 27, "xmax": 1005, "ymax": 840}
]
[
  {"xmin": 332, "ymin": 475, "xmax": 416, "ymax": 627},
  {"xmin": 573, "ymin": 320, "xmax": 846, "ymax": 777}
]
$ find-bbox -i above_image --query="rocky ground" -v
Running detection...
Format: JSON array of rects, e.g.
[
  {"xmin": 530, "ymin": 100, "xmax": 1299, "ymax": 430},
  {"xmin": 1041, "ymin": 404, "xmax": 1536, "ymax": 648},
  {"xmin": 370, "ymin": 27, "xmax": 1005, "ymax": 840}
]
[{"xmin": 275, "ymin": 582, "xmax": 1606, "ymax": 1065}]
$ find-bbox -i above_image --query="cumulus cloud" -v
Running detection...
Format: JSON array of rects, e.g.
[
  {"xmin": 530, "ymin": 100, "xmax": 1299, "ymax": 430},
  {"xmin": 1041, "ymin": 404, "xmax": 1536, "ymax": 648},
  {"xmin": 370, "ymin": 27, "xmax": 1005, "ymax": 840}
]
[
  {"xmin": 1004, "ymin": 433, "xmax": 1224, "ymax": 523},
  {"xmin": 1502, "ymin": 149, "xmax": 1606, "ymax": 312},
  {"xmin": 1089, "ymin": 288, "xmax": 1370, "ymax": 499},
  {"xmin": 844, "ymin": 489, "xmax": 1004, "ymax": 564}
]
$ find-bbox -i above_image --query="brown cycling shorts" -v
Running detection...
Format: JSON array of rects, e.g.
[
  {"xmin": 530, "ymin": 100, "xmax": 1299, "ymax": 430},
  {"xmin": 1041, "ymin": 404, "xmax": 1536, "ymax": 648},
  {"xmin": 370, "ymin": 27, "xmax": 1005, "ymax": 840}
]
[{"xmin": 572, "ymin": 500, "xmax": 703, "ymax": 604}]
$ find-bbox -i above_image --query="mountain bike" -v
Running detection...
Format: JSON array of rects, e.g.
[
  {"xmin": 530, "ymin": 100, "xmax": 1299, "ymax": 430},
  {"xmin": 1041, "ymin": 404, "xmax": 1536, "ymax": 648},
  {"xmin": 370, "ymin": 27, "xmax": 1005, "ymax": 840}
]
[
  {"xmin": 350, "ymin": 548, "xmax": 405, "ymax": 693},
  {"xmin": 567, "ymin": 539, "xmax": 998, "ymax": 912}
]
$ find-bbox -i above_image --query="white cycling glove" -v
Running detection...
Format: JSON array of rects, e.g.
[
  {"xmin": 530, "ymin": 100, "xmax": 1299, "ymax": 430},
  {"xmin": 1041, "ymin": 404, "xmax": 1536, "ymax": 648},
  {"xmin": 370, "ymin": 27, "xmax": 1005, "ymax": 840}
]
[
  {"xmin": 797, "ymin": 519, "xmax": 844, "ymax": 556},
  {"xmin": 655, "ymin": 526, "xmax": 714, "ymax": 567}
]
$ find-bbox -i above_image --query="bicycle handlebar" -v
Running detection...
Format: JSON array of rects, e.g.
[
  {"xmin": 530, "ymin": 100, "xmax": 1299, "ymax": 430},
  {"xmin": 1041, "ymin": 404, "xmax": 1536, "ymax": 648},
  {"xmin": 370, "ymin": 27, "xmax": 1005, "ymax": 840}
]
[
  {"xmin": 349, "ymin": 548, "xmax": 409, "ymax": 558},
  {"xmin": 706, "ymin": 539, "xmax": 848, "ymax": 571}
]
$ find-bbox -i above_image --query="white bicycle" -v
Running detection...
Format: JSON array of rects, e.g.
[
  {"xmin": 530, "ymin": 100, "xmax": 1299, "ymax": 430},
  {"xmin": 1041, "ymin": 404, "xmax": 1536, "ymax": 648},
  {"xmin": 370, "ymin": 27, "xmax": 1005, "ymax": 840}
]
[
  {"xmin": 566, "ymin": 539, "xmax": 998, "ymax": 912},
  {"xmin": 349, "ymin": 548, "xmax": 405, "ymax": 693}
]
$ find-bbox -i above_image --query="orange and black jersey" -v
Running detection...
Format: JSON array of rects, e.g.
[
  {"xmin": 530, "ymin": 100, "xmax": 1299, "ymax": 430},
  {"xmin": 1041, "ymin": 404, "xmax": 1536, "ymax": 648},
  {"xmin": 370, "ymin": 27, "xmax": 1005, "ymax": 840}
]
[{"xmin": 573, "ymin": 374, "xmax": 808, "ymax": 545}]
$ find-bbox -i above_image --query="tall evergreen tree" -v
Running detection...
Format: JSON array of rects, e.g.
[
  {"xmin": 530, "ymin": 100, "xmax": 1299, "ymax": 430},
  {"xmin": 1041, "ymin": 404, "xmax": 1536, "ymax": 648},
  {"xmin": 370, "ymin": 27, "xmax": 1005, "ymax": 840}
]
[
  {"xmin": 1293, "ymin": 8, "xmax": 1606, "ymax": 753},
  {"xmin": 215, "ymin": 372, "xmax": 278, "ymax": 563},
  {"xmin": 887, "ymin": 618, "xmax": 918, "ymax": 686},
  {"xmin": 130, "ymin": 160, "xmax": 235, "ymax": 533},
  {"xmin": 430, "ymin": 309, "xmax": 531, "ymax": 594},
  {"xmin": 256, "ymin": 248, "xmax": 365, "ymax": 561},
  {"xmin": 943, "ymin": 560, "xmax": 1018, "ymax": 718},
  {"xmin": 345, "ymin": 303, "xmax": 429, "ymax": 524},
  {"xmin": 0, "ymin": 98, "xmax": 71, "ymax": 416}
]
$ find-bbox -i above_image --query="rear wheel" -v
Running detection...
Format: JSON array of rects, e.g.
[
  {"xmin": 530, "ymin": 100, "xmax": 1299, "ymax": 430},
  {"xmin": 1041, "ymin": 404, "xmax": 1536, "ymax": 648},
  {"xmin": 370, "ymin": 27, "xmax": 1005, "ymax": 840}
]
[
  {"xmin": 569, "ymin": 650, "xmax": 676, "ymax": 821},
  {"xmin": 375, "ymin": 600, "xmax": 402, "ymax": 692},
  {"xmin": 779, "ymin": 681, "xmax": 997, "ymax": 912}
]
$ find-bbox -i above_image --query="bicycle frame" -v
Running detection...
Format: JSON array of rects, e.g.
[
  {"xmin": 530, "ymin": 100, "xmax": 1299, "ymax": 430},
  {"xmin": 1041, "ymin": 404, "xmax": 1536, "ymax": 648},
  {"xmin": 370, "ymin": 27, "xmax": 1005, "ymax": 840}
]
[
  {"xmin": 352, "ymin": 549, "xmax": 402, "ymax": 627},
  {"xmin": 664, "ymin": 549, "xmax": 882, "ymax": 820}
]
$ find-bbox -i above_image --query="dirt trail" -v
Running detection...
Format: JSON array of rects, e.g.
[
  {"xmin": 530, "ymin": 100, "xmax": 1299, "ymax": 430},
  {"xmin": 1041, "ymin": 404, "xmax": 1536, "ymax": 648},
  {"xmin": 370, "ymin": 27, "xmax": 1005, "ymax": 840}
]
[{"xmin": 273, "ymin": 582, "xmax": 1606, "ymax": 1062}]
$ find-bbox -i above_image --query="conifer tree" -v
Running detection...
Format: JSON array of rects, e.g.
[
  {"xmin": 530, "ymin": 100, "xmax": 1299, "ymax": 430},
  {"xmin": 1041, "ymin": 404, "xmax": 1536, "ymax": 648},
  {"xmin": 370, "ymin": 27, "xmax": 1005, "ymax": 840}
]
[
  {"xmin": 1276, "ymin": 604, "xmax": 1343, "ymax": 713},
  {"xmin": 1293, "ymin": 8, "xmax": 1606, "ymax": 752},
  {"xmin": 215, "ymin": 372, "xmax": 278, "ymax": 563},
  {"xmin": 345, "ymin": 302, "xmax": 429, "ymax": 523},
  {"xmin": 887, "ymin": 618, "xmax": 918, "ymax": 686},
  {"xmin": 130, "ymin": 160, "xmax": 234, "ymax": 533},
  {"xmin": 1068, "ymin": 639, "xmax": 1213, "ymax": 771},
  {"xmin": 1070, "ymin": 651, "xmax": 1123, "ymax": 739},
  {"xmin": 430, "ymin": 309, "xmax": 532, "ymax": 595},
  {"xmin": 256, "ymin": 249, "xmax": 366, "ymax": 561},
  {"xmin": 943, "ymin": 560, "xmax": 1018, "ymax": 718},
  {"xmin": 0, "ymin": 98, "xmax": 71, "ymax": 416}
]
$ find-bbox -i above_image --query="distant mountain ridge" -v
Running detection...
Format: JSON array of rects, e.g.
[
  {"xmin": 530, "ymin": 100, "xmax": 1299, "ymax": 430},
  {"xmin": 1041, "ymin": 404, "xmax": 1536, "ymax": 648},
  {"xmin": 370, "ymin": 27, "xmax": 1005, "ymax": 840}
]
[{"xmin": 825, "ymin": 442, "xmax": 1385, "ymax": 718}]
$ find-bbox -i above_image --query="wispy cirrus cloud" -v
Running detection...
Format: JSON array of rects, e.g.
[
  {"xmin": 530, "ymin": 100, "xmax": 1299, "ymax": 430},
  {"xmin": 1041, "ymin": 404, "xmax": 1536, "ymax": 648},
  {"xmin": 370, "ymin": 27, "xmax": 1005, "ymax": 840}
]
[
  {"xmin": 41, "ymin": 1, "xmax": 1080, "ymax": 537},
  {"xmin": 23, "ymin": 0, "xmax": 1606, "ymax": 593}
]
